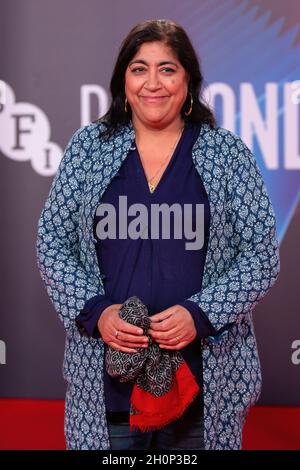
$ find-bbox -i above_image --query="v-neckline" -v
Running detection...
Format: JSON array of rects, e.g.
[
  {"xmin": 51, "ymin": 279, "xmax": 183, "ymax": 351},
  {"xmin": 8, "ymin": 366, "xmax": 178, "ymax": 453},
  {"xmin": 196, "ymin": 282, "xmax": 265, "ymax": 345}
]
[{"xmin": 135, "ymin": 125, "xmax": 186, "ymax": 195}]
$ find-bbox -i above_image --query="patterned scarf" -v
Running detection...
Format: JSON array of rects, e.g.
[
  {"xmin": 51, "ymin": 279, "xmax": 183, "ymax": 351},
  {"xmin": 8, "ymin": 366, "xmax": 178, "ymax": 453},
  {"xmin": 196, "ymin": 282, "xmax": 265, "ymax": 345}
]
[{"xmin": 105, "ymin": 296, "xmax": 200, "ymax": 432}]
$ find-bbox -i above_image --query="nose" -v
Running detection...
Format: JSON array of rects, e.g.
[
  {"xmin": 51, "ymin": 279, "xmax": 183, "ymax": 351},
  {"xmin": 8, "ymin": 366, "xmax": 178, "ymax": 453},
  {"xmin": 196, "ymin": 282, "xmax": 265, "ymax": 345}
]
[{"xmin": 144, "ymin": 69, "xmax": 162, "ymax": 90}]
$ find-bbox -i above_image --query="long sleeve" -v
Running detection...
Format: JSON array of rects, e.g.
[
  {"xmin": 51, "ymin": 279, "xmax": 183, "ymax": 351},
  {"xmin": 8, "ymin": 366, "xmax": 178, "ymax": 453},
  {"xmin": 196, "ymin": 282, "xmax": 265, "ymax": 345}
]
[
  {"xmin": 186, "ymin": 135, "xmax": 280, "ymax": 338},
  {"xmin": 178, "ymin": 300, "xmax": 217, "ymax": 339},
  {"xmin": 36, "ymin": 125, "xmax": 104, "ymax": 332},
  {"xmin": 76, "ymin": 295, "xmax": 114, "ymax": 339}
]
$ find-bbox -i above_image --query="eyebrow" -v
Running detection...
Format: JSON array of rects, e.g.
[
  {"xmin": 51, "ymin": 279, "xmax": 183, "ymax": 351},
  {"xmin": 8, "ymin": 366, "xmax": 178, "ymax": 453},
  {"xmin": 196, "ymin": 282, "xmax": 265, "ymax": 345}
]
[{"xmin": 128, "ymin": 59, "xmax": 179, "ymax": 68}]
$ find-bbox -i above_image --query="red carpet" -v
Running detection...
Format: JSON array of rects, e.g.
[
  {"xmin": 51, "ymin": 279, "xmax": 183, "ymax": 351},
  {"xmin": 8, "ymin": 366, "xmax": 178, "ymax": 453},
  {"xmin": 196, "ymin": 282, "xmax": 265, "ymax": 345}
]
[{"xmin": 0, "ymin": 399, "xmax": 299, "ymax": 450}]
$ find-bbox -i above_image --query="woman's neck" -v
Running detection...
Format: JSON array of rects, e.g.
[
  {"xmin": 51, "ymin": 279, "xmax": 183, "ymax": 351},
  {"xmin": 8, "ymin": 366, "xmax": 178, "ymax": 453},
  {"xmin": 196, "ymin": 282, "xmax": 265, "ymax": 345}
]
[{"xmin": 132, "ymin": 117, "xmax": 185, "ymax": 145}]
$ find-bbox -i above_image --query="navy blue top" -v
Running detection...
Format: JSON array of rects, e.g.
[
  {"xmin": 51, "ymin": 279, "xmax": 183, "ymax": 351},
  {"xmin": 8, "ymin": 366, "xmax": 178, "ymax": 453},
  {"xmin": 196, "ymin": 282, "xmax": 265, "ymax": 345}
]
[{"xmin": 76, "ymin": 122, "xmax": 216, "ymax": 412}]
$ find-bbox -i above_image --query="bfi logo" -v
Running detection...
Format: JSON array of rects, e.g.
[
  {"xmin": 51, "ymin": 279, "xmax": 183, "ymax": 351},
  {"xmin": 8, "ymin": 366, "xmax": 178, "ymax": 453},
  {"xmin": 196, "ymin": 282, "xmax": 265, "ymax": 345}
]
[
  {"xmin": 0, "ymin": 81, "xmax": 110, "ymax": 177},
  {"xmin": 0, "ymin": 80, "xmax": 6, "ymax": 110},
  {"xmin": 0, "ymin": 81, "xmax": 62, "ymax": 176}
]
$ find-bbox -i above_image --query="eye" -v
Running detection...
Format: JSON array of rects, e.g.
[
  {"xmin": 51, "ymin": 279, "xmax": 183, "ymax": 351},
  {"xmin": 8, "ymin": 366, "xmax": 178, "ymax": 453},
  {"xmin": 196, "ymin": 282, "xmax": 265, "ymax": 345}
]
[
  {"xmin": 131, "ymin": 67, "xmax": 146, "ymax": 73},
  {"xmin": 160, "ymin": 67, "xmax": 176, "ymax": 73}
]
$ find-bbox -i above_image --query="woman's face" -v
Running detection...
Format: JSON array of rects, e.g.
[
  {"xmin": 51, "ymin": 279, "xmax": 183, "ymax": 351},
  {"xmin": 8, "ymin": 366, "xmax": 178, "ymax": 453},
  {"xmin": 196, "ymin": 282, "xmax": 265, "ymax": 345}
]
[{"xmin": 125, "ymin": 41, "xmax": 189, "ymax": 129}]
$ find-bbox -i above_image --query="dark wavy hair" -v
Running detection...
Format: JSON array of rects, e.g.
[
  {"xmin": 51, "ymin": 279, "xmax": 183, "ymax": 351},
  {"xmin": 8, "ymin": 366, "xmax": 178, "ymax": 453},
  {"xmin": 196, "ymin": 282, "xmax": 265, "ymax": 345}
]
[{"xmin": 94, "ymin": 19, "xmax": 217, "ymax": 137}]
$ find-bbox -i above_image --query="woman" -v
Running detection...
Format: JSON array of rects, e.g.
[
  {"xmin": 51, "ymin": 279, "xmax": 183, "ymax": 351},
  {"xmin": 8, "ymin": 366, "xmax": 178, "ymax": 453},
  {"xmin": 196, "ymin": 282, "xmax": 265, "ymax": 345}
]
[{"xmin": 36, "ymin": 19, "xmax": 280, "ymax": 450}]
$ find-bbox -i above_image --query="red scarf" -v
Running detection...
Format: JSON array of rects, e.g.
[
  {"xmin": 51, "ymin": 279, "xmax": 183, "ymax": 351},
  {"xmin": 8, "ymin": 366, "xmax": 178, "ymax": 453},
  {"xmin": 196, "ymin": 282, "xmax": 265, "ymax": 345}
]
[{"xmin": 105, "ymin": 296, "xmax": 200, "ymax": 432}]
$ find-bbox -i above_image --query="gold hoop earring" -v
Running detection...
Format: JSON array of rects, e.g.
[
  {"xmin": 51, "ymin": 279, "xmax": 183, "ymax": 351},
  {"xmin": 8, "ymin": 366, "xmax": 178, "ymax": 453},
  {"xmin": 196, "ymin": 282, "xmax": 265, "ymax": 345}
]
[
  {"xmin": 184, "ymin": 93, "xmax": 193, "ymax": 116},
  {"xmin": 125, "ymin": 97, "xmax": 128, "ymax": 113}
]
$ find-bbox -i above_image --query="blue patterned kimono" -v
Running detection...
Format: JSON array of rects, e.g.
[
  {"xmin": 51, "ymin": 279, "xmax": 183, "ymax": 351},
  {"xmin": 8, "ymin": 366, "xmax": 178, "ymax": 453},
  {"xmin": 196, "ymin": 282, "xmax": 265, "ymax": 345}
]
[{"xmin": 36, "ymin": 120, "xmax": 280, "ymax": 450}]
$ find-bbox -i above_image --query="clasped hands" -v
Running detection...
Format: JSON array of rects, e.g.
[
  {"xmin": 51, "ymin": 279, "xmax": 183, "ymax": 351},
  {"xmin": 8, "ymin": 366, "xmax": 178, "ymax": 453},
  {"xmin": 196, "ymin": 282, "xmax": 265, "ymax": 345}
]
[{"xmin": 98, "ymin": 304, "xmax": 197, "ymax": 353}]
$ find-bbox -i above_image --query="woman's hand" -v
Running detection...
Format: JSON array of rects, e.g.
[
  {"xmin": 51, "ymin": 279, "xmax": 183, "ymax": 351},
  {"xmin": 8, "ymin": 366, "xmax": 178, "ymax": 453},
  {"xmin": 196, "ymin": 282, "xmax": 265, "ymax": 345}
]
[
  {"xmin": 149, "ymin": 305, "xmax": 197, "ymax": 350},
  {"xmin": 97, "ymin": 304, "xmax": 149, "ymax": 353}
]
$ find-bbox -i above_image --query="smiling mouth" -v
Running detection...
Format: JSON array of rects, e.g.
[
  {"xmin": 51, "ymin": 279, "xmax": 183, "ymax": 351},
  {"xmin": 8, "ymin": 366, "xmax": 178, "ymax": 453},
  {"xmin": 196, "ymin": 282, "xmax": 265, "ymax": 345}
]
[{"xmin": 140, "ymin": 96, "xmax": 169, "ymax": 102}]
